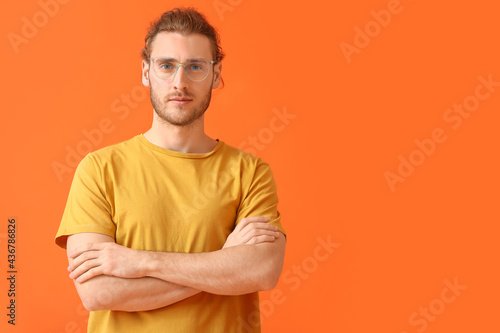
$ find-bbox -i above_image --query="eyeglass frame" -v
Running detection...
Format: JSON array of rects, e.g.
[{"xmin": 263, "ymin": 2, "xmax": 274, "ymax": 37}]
[{"xmin": 149, "ymin": 57, "xmax": 216, "ymax": 82}]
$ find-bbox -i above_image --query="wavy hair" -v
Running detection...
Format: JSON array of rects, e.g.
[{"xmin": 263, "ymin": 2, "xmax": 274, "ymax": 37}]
[{"xmin": 141, "ymin": 7, "xmax": 225, "ymax": 65}]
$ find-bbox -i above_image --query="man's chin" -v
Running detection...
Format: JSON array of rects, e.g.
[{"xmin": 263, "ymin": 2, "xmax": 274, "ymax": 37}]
[{"xmin": 156, "ymin": 111, "xmax": 203, "ymax": 127}]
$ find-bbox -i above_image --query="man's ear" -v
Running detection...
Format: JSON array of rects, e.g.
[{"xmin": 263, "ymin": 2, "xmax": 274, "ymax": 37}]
[
  {"xmin": 212, "ymin": 62, "xmax": 222, "ymax": 89},
  {"xmin": 141, "ymin": 60, "xmax": 150, "ymax": 87}
]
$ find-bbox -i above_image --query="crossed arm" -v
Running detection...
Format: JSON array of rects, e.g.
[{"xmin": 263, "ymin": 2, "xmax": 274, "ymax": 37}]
[{"xmin": 66, "ymin": 217, "xmax": 286, "ymax": 312}]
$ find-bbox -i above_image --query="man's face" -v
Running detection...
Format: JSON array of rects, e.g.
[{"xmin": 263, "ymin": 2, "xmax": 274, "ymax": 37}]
[{"xmin": 142, "ymin": 32, "xmax": 222, "ymax": 127}]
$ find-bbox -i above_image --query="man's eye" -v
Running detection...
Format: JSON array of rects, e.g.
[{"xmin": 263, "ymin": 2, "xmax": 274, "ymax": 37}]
[
  {"xmin": 187, "ymin": 64, "xmax": 203, "ymax": 71},
  {"xmin": 159, "ymin": 63, "xmax": 174, "ymax": 70}
]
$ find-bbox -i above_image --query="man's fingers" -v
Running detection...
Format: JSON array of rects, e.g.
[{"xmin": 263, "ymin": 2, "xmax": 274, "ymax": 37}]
[
  {"xmin": 68, "ymin": 251, "xmax": 101, "ymax": 272},
  {"xmin": 69, "ymin": 258, "xmax": 100, "ymax": 280},
  {"xmin": 223, "ymin": 217, "xmax": 279, "ymax": 248},
  {"xmin": 73, "ymin": 266, "xmax": 102, "ymax": 284},
  {"xmin": 69, "ymin": 242, "xmax": 106, "ymax": 259},
  {"xmin": 242, "ymin": 222, "xmax": 278, "ymax": 233},
  {"xmin": 241, "ymin": 229, "xmax": 280, "ymax": 243},
  {"xmin": 239, "ymin": 222, "xmax": 278, "ymax": 239},
  {"xmin": 234, "ymin": 216, "xmax": 270, "ymax": 232},
  {"xmin": 247, "ymin": 234, "xmax": 278, "ymax": 245},
  {"xmin": 239, "ymin": 229, "xmax": 281, "ymax": 245}
]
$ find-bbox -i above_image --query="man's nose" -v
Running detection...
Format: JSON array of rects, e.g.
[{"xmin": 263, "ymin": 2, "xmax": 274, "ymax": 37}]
[{"xmin": 172, "ymin": 65, "xmax": 189, "ymax": 90}]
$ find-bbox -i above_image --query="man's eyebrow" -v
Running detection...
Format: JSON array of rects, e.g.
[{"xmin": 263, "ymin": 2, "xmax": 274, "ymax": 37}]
[
  {"xmin": 186, "ymin": 58, "xmax": 208, "ymax": 62},
  {"xmin": 155, "ymin": 57, "xmax": 207, "ymax": 62},
  {"xmin": 155, "ymin": 57, "xmax": 178, "ymax": 62}
]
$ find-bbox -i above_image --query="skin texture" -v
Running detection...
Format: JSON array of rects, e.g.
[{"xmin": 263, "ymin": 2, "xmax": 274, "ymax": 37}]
[
  {"xmin": 141, "ymin": 32, "xmax": 223, "ymax": 153},
  {"xmin": 66, "ymin": 32, "xmax": 286, "ymax": 312},
  {"xmin": 67, "ymin": 218, "xmax": 283, "ymax": 311}
]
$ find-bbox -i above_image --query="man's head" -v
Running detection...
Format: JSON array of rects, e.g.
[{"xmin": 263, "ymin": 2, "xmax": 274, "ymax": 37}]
[
  {"xmin": 141, "ymin": 8, "xmax": 225, "ymax": 128},
  {"xmin": 141, "ymin": 7, "xmax": 225, "ymax": 67}
]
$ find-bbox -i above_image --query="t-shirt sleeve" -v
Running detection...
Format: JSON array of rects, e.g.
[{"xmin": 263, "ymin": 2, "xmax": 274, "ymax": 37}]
[
  {"xmin": 236, "ymin": 159, "xmax": 286, "ymax": 237},
  {"xmin": 55, "ymin": 153, "xmax": 116, "ymax": 249}
]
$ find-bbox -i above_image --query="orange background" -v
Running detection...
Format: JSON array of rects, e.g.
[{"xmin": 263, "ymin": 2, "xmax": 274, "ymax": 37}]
[{"xmin": 1, "ymin": 0, "xmax": 500, "ymax": 332}]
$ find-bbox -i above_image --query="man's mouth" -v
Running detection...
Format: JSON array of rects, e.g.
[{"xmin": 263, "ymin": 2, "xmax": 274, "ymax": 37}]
[{"xmin": 168, "ymin": 97, "xmax": 193, "ymax": 104}]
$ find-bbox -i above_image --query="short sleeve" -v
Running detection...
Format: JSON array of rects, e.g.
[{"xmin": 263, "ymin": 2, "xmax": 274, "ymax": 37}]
[
  {"xmin": 236, "ymin": 160, "xmax": 286, "ymax": 237},
  {"xmin": 55, "ymin": 153, "xmax": 116, "ymax": 249}
]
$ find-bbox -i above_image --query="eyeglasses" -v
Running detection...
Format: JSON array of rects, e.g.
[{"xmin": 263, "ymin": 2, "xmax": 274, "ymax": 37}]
[{"xmin": 149, "ymin": 58, "xmax": 215, "ymax": 81}]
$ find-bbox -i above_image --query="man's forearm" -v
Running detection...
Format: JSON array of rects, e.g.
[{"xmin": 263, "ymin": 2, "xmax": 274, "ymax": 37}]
[
  {"xmin": 144, "ymin": 235, "xmax": 286, "ymax": 295},
  {"xmin": 68, "ymin": 220, "xmax": 285, "ymax": 299},
  {"xmin": 77, "ymin": 274, "xmax": 200, "ymax": 312},
  {"xmin": 67, "ymin": 232, "xmax": 200, "ymax": 312}
]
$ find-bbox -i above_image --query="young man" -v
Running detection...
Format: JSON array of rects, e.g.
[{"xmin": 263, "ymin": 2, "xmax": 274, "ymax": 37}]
[{"xmin": 55, "ymin": 7, "xmax": 286, "ymax": 333}]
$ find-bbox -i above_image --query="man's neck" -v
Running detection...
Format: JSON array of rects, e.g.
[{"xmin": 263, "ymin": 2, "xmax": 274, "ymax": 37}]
[{"xmin": 143, "ymin": 114, "xmax": 218, "ymax": 154}]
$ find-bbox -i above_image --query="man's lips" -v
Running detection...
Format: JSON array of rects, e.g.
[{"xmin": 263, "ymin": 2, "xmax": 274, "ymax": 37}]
[
  {"xmin": 168, "ymin": 98, "xmax": 192, "ymax": 105},
  {"xmin": 168, "ymin": 97, "xmax": 192, "ymax": 102}
]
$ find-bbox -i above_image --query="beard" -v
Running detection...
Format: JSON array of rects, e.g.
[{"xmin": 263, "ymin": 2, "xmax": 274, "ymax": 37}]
[{"xmin": 149, "ymin": 80, "xmax": 213, "ymax": 127}]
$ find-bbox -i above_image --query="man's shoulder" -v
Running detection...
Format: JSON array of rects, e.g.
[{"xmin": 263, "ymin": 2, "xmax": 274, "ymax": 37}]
[
  {"xmin": 219, "ymin": 142, "xmax": 271, "ymax": 173},
  {"xmin": 220, "ymin": 142, "xmax": 265, "ymax": 163},
  {"xmin": 82, "ymin": 135, "xmax": 142, "ymax": 165}
]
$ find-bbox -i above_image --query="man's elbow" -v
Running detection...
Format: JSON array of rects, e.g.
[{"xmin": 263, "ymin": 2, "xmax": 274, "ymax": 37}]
[
  {"xmin": 74, "ymin": 278, "xmax": 114, "ymax": 311},
  {"xmin": 256, "ymin": 256, "xmax": 285, "ymax": 291},
  {"xmin": 80, "ymin": 295, "xmax": 98, "ymax": 312},
  {"xmin": 79, "ymin": 291, "xmax": 114, "ymax": 312},
  {"xmin": 258, "ymin": 237, "xmax": 286, "ymax": 291},
  {"xmin": 258, "ymin": 268, "xmax": 282, "ymax": 291}
]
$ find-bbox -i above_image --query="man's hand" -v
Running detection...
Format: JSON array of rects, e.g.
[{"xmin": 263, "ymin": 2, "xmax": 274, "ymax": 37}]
[
  {"xmin": 223, "ymin": 216, "xmax": 281, "ymax": 249},
  {"xmin": 68, "ymin": 242, "xmax": 147, "ymax": 283},
  {"xmin": 67, "ymin": 216, "xmax": 279, "ymax": 283}
]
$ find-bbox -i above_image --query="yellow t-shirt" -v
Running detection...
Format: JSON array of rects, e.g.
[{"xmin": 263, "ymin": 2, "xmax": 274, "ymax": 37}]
[{"xmin": 55, "ymin": 134, "xmax": 285, "ymax": 333}]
